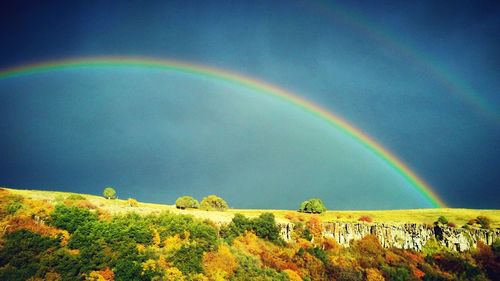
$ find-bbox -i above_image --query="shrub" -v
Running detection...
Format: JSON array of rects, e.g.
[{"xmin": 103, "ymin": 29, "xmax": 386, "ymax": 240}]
[
  {"xmin": 298, "ymin": 198, "xmax": 326, "ymax": 214},
  {"xmin": 49, "ymin": 204, "xmax": 98, "ymax": 233},
  {"xmin": 476, "ymin": 216, "xmax": 491, "ymax": 229},
  {"xmin": 6, "ymin": 201, "xmax": 23, "ymax": 214},
  {"xmin": 252, "ymin": 213, "xmax": 281, "ymax": 242},
  {"xmin": 359, "ymin": 216, "xmax": 373, "ymax": 223},
  {"xmin": 493, "ymin": 238, "xmax": 500, "ymax": 255},
  {"xmin": 102, "ymin": 187, "xmax": 117, "ymax": 199},
  {"xmin": 223, "ymin": 213, "xmax": 281, "ymax": 243},
  {"xmin": 175, "ymin": 196, "xmax": 200, "ymax": 209},
  {"xmin": 200, "ymin": 195, "xmax": 228, "ymax": 211},
  {"xmin": 66, "ymin": 194, "xmax": 86, "ymax": 201},
  {"xmin": 171, "ymin": 245, "xmax": 204, "ymax": 274},
  {"xmin": 128, "ymin": 198, "xmax": 138, "ymax": 207},
  {"xmin": 437, "ymin": 216, "xmax": 449, "ymax": 225}
]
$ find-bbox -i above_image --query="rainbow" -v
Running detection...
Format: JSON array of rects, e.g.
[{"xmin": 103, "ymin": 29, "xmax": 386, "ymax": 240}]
[
  {"xmin": 0, "ymin": 57, "xmax": 447, "ymax": 207},
  {"xmin": 304, "ymin": 0, "xmax": 500, "ymax": 123}
]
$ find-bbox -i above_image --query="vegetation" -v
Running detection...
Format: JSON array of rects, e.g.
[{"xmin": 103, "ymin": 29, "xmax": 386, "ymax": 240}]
[
  {"xmin": 437, "ymin": 215, "xmax": 449, "ymax": 225},
  {"xmin": 128, "ymin": 198, "xmax": 139, "ymax": 207},
  {"xmin": 0, "ymin": 188, "xmax": 499, "ymax": 280},
  {"xmin": 299, "ymin": 198, "xmax": 326, "ymax": 214},
  {"xmin": 102, "ymin": 187, "xmax": 117, "ymax": 199},
  {"xmin": 175, "ymin": 196, "xmax": 200, "ymax": 209},
  {"xmin": 200, "ymin": 194, "xmax": 228, "ymax": 211}
]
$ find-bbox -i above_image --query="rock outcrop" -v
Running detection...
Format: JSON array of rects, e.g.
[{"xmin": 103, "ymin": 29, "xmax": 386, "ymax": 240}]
[{"xmin": 277, "ymin": 222, "xmax": 500, "ymax": 252}]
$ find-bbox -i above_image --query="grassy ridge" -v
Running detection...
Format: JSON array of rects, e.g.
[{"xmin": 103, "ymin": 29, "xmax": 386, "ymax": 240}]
[{"xmin": 4, "ymin": 187, "xmax": 500, "ymax": 228}]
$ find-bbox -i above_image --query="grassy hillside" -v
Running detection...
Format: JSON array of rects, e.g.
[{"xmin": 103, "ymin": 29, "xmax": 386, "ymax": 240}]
[{"xmin": 5, "ymin": 187, "xmax": 500, "ymax": 228}]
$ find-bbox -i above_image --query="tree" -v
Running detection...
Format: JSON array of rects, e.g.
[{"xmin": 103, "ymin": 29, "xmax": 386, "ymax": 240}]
[
  {"xmin": 175, "ymin": 196, "xmax": 200, "ymax": 209},
  {"xmin": 200, "ymin": 195, "xmax": 228, "ymax": 211},
  {"xmin": 437, "ymin": 216, "xmax": 448, "ymax": 225},
  {"xmin": 49, "ymin": 204, "xmax": 98, "ymax": 233},
  {"xmin": 102, "ymin": 187, "xmax": 116, "ymax": 199},
  {"xmin": 298, "ymin": 198, "xmax": 326, "ymax": 214}
]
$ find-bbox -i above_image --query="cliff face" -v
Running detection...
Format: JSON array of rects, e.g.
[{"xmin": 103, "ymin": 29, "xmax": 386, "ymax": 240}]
[{"xmin": 278, "ymin": 222, "xmax": 500, "ymax": 252}]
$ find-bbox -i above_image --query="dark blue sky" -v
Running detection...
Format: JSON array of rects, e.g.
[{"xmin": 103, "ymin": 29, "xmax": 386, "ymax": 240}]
[{"xmin": 0, "ymin": 0, "xmax": 498, "ymax": 209}]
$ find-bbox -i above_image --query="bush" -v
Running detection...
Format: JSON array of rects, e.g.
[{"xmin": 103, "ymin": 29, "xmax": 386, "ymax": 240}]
[
  {"xmin": 49, "ymin": 204, "xmax": 98, "ymax": 233},
  {"xmin": 299, "ymin": 198, "xmax": 326, "ymax": 214},
  {"xmin": 493, "ymin": 238, "xmax": 500, "ymax": 255},
  {"xmin": 6, "ymin": 201, "xmax": 23, "ymax": 215},
  {"xmin": 102, "ymin": 187, "xmax": 117, "ymax": 199},
  {"xmin": 359, "ymin": 216, "xmax": 373, "ymax": 223},
  {"xmin": 128, "ymin": 198, "xmax": 138, "ymax": 207},
  {"xmin": 223, "ymin": 213, "xmax": 281, "ymax": 243},
  {"xmin": 476, "ymin": 216, "xmax": 491, "ymax": 229},
  {"xmin": 200, "ymin": 195, "xmax": 228, "ymax": 211},
  {"xmin": 175, "ymin": 196, "xmax": 200, "ymax": 209},
  {"xmin": 437, "ymin": 216, "xmax": 449, "ymax": 225}
]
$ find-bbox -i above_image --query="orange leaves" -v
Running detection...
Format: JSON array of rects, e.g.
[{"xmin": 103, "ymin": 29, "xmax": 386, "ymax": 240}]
[
  {"xmin": 323, "ymin": 238, "xmax": 341, "ymax": 255},
  {"xmin": 352, "ymin": 235, "xmax": 384, "ymax": 256},
  {"xmin": 5, "ymin": 215, "xmax": 69, "ymax": 243},
  {"xmin": 365, "ymin": 268, "xmax": 384, "ymax": 281},
  {"xmin": 358, "ymin": 216, "xmax": 373, "ymax": 223},
  {"xmin": 86, "ymin": 267, "xmax": 114, "ymax": 281},
  {"xmin": 202, "ymin": 244, "xmax": 238, "ymax": 280},
  {"xmin": 306, "ymin": 217, "xmax": 323, "ymax": 246}
]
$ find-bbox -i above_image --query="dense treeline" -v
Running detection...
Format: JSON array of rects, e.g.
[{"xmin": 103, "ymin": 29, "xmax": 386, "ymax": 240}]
[{"xmin": 1, "ymin": 188, "xmax": 499, "ymax": 280}]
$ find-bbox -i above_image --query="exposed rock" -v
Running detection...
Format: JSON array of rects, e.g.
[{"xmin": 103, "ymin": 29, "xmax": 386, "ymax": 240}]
[{"xmin": 277, "ymin": 222, "xmax": 500, "ymax": 252}]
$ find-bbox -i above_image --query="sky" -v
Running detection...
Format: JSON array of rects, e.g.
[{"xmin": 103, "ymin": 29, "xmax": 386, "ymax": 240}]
[{"xmin": 0, "ymin": 0, "xmax": 498, "ymax": 209}]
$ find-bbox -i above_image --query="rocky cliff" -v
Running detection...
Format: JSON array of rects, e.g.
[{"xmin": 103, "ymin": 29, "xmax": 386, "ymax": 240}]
[{"xmin": 278, "ymin": 222, "xmax": 500, "ymax": 252}]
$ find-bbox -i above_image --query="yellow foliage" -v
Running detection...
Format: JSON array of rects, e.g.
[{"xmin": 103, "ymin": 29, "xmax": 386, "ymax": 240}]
[
  {"xmin": 67, "ymin": 249, "xmax": 80, "ymax": 256},
  {"xmin": 142, "ymin": 259, "xmax": 159, "ymax": 273},
  {"xmin": 191, "ymin": 273, "xmax": 209, "ymax": 281},
  {"xmin": 136, "ymin": 244, "xmax": 146, "ymax": 252},
  {"xmin": 233, "ymin": 231, "xmax": 264, "ymax": 256},
  {"xmin": 283, "ymin": 269, "xmax": 302, "ymax": 281},
  {"xmin": 86, "ymin": 267, "xmax": 114, "ymax": 281},
  {"xmin": 44, "ymin": 272, "xmax": 62, "ymax": 281},
  {"xmin": 205, "ymin": 269, "xmax": 227, "ymax": 281},
  {"xmin": 163, "ymin": 234, "xmax": 183, "ymax": 253},
  {"xmin": 366, "ymin": 268, "xmax": 384, "ymax": 281},
  {"xmin": 164, "ymin": 267, "xmax": 185, "ymax": 281},
  {"xmin": 128, "ymin": 198, "xmax": 138, "ymax": 207},
  {"xmin": 203, "ymin": 244, "xmax": 238, "ymax": 280},
  {"xmin": 152, "ymin": 228, "xmax": 161, "ymax": 247}
]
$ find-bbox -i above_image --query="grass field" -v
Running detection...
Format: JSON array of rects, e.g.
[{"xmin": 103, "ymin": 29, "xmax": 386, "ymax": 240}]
[{"xmin": 3, "ymin": 187, "xmax": 500, "ymax": 228}]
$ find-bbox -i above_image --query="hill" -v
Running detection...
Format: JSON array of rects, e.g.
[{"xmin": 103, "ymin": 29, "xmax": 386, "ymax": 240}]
[
  {"xmin": 1, "ymin": 187, "xmax": 500, "ymax": 280},
  {"xmin": 6, "ymin": 187, "xmax": 500, "ymax": 228}
]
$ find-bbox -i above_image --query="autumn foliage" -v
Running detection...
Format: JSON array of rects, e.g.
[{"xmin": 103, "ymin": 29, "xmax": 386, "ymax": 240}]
[{"xmin": 0, "ymin": 189, "xmax": 499, "ymax": 281}]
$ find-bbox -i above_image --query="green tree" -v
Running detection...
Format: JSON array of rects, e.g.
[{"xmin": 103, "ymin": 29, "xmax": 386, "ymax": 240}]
[
  {"xmin": 49, "ymin": 204, "xmax": 98, "ymax": 233},
  {"xmin": 175, "ymin": 196, "xmax": 200, "ymax": 209},
  {"xmin": 103, "ymin": 187, "xmax": 117, "ymax": 199},
  {"xmin": 299, "ymin": 198, "xmax": 326, "ymax": 214},
  {"xmin": 493, "ymin": 238, "xmax": 500, "ymax": 255},
  {"xmin": 437, "ymin": 216, "xmax": 449, "ymax": 225},
  {"xmin": 200, "ymin": 195, "xmax": 228, "ymax": 211}
]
